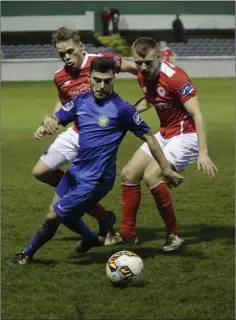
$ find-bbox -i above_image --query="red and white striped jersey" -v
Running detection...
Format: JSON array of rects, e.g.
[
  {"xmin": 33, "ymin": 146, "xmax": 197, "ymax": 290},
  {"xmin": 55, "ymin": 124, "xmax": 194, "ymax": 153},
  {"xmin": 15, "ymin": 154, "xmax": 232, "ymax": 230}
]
[
  {"xmin": 137, "ymin": 61, "xmax": 197, "ymax": 138},
  {"xmin": 54, "ymin": 53, "xmax": 122, "ymax": 132}
]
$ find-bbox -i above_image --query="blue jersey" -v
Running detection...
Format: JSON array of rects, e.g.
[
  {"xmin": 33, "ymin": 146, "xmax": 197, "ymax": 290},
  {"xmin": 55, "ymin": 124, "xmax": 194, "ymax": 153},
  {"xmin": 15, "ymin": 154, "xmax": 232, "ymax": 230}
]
[{"xmin": 55, "ymin": 91, "xmax": 150, "ymax": 187}]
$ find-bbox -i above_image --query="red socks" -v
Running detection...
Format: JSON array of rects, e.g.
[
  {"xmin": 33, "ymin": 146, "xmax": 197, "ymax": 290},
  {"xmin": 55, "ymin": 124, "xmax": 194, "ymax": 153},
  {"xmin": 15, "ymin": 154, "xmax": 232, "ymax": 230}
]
[
  {"xmin": 150, "ymin": 182, "xmax": 179, "ymax": 235},
  {"xmin": 87, "ymin": 202, "xmax": 109, "ymax": 222},
  {"xmin": 120, "ymin": 184, "xmax": 141, "ymax": 240}
]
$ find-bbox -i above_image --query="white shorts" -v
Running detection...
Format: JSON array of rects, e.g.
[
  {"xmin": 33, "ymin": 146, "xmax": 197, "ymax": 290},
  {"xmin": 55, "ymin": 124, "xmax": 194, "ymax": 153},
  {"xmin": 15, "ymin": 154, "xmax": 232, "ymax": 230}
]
[
  {"xmin": 140, "ymin": 132, "xmax": 199, "ymax": 172},
  {"xmin": 40, "ymin": 127, "xmax": 79, "ymax": 170}
]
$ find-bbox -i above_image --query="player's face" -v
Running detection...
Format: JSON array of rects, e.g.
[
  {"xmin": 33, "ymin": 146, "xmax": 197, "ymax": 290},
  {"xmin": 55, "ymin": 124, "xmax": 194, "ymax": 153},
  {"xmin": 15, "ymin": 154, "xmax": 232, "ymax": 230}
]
[
  {"xmin": 56, "ymin": 39, "xmax": 84, "ymax": 70},
  {"xmin": 89, "ymin": 70, "xmax": 114, "ymax": 100},
  {"xmin": 133, "ymin": 49, "xmax": 160, "ymax": 79},
  {"xmin": 160, "ymin": 41, "xmax": 167, "ymax": 49}
]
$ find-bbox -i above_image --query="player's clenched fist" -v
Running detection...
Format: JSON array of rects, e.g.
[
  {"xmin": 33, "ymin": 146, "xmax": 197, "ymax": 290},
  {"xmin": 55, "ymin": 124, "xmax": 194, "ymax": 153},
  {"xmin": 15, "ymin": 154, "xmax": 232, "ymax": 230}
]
[
  {"xmin": 163, "ymin": 169, "xmax": 185, "ymax": 188},
  {"xmin": 34, "ymin": 126, "xmax": 47, "ymax": 140},
  {"xmin": 42, "ymin": 115, "xmax": 58, "ymax": 135}
]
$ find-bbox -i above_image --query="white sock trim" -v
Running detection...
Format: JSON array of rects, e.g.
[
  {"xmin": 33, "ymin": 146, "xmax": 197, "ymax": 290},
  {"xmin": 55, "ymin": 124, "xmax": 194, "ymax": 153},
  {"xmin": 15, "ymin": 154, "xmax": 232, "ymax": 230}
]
[{"xmin": 149, "ymin": 181, "xmax": 165, "ymax": 191}]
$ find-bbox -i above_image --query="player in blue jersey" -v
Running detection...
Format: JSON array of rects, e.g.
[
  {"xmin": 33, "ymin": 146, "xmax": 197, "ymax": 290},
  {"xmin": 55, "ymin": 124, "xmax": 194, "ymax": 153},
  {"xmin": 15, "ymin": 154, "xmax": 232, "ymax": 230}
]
[{"xmin": 9, "ymin": 57, "xmax": 184, "ymax": 264}]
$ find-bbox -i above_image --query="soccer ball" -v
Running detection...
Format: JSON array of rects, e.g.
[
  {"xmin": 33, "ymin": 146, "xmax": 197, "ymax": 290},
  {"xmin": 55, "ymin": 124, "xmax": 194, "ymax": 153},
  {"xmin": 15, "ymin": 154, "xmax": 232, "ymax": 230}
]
[{"xmin": 106, "ymin": 250, "xmax": 144, "ymax": 286}]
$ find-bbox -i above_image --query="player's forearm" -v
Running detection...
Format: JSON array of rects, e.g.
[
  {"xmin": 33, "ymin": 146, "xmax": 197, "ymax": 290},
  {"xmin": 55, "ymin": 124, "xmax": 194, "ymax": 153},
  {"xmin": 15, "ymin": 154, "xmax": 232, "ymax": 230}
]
[
  {"xmin": 193, "ymin": 113, "xmax": 208, "ymax": 154},
  {"xmin": 144, "ymin": 132, "xmax": 171, "ymax": 173},
  {"xmin": 121, "ymin": 59, "xmax": 137, "ymax": 75},
  {"xmin": 134, "ymin": 97, "xmax": 152, "ymax": 113},
  {"xmin": 54, "ymin": 99, "xmax": 63, "ymax": 112}
]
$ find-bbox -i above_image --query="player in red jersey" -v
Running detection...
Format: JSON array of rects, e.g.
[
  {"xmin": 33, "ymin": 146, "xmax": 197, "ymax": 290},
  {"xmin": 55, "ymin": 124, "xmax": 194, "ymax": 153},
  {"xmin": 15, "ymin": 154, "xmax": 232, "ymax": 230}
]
[
  {"xmin": 159, "ymin": 41, "xmax": 176, "ymax": 64},
  {"xmin": 12, "ymin": 27, "xmax": 138, "ymax": 262},
  {"xmin": 105, "ymin": 37, "xmax": 218, "ymax": 252}
]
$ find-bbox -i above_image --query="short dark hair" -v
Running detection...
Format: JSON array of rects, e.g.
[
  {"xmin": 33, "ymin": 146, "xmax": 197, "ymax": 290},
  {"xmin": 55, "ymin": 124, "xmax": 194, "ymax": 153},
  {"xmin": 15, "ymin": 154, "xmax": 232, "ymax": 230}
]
[
  {"xmin": 89, "ymin": 57, "xmax": 116, "ymax": 74},
  {"xmin": 132, "ymin": 37, "xmax": 159, "ymax": 58},
  {"xmin": 52, "ymin": 27, "xmax": 81, "ymax": 46}
]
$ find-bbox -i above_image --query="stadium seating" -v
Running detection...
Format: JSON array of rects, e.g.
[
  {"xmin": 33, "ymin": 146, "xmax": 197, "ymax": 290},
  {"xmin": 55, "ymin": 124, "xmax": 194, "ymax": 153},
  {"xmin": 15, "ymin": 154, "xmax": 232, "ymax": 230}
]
[{"xmin": 1, "ymin": 38, "xmax": 235, "ymax": 59}]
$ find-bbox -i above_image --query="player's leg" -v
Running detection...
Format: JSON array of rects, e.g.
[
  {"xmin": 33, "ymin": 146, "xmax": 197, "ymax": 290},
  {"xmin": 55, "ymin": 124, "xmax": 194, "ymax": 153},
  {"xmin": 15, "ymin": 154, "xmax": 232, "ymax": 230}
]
[
  {"xmin": 53, "ymin": 181, "xmax": 114, "ymax": 253},
  {"xmin": 8, "ymin": 193, "xmax": 61, "ymax": 265},
  {"xmin": 104, "ymin": 147, "xmax": 154, "ymax": 246},
  {"xmin": 32, "ymin": 127, "xmax": 79, "ymax": 187},
  {"xmin": 34, "ymin": 127, "xmax": 114, "ymax": 231},
  {"xmin": 143, "ymin": 160, "xmax": 184, "ymax": 252},
  {"xmin": 143, "ymin": 132, "xmax": 198, "ymax": 252}
]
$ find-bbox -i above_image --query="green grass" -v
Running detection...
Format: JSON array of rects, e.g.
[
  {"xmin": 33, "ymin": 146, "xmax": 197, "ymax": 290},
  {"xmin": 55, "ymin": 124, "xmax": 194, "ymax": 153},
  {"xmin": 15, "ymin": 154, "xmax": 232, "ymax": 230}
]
[{"xmin": 2, "ymin": 78, "xmax": 235, "ymax": 320}]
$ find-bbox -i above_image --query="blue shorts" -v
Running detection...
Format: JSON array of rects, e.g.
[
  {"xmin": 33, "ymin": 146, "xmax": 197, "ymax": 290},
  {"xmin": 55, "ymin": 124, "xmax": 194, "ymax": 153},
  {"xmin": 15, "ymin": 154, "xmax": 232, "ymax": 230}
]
[{"xmin": 53, "ymin": 168, "xmax": 114, "ymax": 220}]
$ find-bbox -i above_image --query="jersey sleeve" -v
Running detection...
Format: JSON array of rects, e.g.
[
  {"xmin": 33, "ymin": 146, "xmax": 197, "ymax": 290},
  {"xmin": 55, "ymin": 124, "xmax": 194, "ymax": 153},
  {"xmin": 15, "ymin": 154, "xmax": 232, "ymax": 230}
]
[
  {"xmin": 100, "ymin": 52, "xmax": 122, "ymax": 73},
  {"xmin": 170, "ymin": 69, "xmax": 197, "ymax": 104},
  {"xmin": 54, "ymin": 97, "xmax": 79, "ymax": 127},
  {"xmin": 119, "ymin": 103, "xmax": 150, "ymax": 137},
  {"xmin": 54, "ymin": 74, "xmax": 68, "ymax": 103}
]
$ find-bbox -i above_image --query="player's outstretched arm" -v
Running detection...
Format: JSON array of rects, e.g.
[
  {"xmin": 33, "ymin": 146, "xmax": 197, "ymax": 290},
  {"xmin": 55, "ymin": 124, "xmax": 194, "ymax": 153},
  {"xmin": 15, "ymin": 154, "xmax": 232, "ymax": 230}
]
[
  {"xmin": 54, "ymin": 99, "xmax": 63, "ymax": 112},
  {"xmin": 142, "ymin": 131, "xmax": 185, "ymax": 188},
  {"xmin": 134, "ymin": 97, "xmax": 153, "ymax": 113},
  {"xmin": 34, "ymin": 126, "xmax": 47, "ymax": 140},
  {"xmin": 42, "ymin": 114, "xmax": 59, "ymax": 135},
  {"xmin": 120, "ymin": 58, "xmax": 137, "ymax": 75},
  {"xmin": 183, "ymin": 96, "xmax": 218, "ymax": 176}
]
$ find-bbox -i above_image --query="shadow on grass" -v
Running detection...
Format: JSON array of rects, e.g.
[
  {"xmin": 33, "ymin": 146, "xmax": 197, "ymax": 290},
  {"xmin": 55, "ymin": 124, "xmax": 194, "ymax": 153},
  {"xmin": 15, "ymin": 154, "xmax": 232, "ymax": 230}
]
[
  {"xmin": 30, "ymin": 223, "xmax": 234, "ymax": 266},
  {"xmin": 56, "ymin": 223, "xmax": 235, "ymax": 245},
  {"xmin": 67, "ymin": 244, "xmax": 205, "ymax": 266}
]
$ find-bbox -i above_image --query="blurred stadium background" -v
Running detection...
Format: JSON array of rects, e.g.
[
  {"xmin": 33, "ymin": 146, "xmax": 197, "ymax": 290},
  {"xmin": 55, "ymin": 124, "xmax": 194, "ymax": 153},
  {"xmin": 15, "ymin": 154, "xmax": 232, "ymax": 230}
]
[{"xmin": 1, "ymin": 0, "xmax": 235, "ymax": 80}]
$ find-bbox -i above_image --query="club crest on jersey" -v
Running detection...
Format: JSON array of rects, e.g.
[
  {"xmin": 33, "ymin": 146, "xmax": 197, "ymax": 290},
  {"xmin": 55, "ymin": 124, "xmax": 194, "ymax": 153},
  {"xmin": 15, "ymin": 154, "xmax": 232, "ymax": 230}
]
[
  {"xmin": 157, "ymin": 86, "xmax": 165, "ymax": 97},
  {"xmin": 62, "ymin": 101, "xmax": 74, "ymax": 111},
  {"xmin": 133, "ymin": 112, "xmax": 143, "ymax": 125},
  {"xmin": 98, "ymin": 115, "xmax": 109, "ymax": 127},
  {"xmin": 179, "ymin": 82, "xmax": 194, "ymax": 97}
]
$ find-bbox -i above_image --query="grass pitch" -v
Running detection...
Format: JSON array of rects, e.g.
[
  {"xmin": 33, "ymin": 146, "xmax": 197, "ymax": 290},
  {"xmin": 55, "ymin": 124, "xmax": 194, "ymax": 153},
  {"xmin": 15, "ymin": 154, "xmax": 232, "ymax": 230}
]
[{"xmin": 1, "ymin": 78, "xmax": 234, "ymax": 320}]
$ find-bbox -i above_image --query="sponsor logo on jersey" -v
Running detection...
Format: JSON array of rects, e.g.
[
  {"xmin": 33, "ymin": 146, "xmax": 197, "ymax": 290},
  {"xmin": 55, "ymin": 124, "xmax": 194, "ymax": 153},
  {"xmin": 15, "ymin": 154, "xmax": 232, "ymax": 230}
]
[
  {"xmin": 98, "ymin": 115, "xmax": 110, "ymax": 127},
  {"xmin": 158, "ymin": 103, "xmax": 172, "ymax": 111},
  {"xmin": 157, "ymin": 86, "xmax": 166, "ymax": 97},
  {"xmin": 68, "ymin": 85, "xmax": 91, "ymax": 98},
  {"xmin": 62, "ymin": 100, "xmax": 74, "ymax": 111},
  {"xmin": 133, "ymin": 112, "xmax": 143, "ymax": 125},
  {"xmin": 64, "ymin": 80, "xmax": 71, "ymax": 87},
  {"xmin": 179, "ymin": 82, "xmax": 194, "ymax": 97}
]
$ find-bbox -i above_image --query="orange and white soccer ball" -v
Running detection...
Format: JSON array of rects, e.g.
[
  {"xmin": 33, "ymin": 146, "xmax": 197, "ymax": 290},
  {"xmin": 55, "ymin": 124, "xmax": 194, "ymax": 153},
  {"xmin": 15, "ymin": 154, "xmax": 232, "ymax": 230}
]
[{"xmin": 106, "ymin": 250, "xmax": 144, "ymax": 286}]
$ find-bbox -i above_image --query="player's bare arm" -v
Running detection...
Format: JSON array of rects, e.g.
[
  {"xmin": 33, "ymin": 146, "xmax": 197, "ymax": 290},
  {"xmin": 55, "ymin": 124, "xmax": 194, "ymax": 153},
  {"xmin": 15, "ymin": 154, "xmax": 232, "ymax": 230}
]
[
  {"xmin": 120, "ymin": 58, "xmax": 137, "ymax": 75},
  {"xmin": 134, "ymin": 97, "xmax": 153, "ymax": 113},
  {"xmin": 34, "ymin": 99, "xmax": 65, "ymax": 140},
  {"xmin": 141, "ymin": 131, "xmax": 184, "ymax": 188},
  {"xmin": 42, "ymin": 114, "xmax": 60, "ymax": 135},
  {"xmin": 183, "ymin": 96, "xmax": 218, "ymax": 176}
]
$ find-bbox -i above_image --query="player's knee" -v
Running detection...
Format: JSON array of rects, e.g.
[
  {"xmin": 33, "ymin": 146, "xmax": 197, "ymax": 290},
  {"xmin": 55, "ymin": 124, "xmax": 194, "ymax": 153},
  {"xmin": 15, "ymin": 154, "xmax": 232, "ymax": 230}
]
[
  {"xmin": 143, "ymin": 166, "xmax": 163, "ymax": 187},
  {"xmin": 121, "ymin": 166, "xmax": 141, "ymax": 184},
  {"xmin": 47, "ymin": 207, "xmax": 57, "ymax": 220},
  {"xmin": 32, "ymin": 164, "xmax": 51, "ymax": 182}
]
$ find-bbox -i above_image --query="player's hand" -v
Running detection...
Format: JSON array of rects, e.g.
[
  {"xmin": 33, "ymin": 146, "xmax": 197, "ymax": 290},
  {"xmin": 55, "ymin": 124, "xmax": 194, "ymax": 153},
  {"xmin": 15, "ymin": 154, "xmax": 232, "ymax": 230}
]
[
  {"xmin": 163, "ymin": 169, "xmax": 185, "ymax": 188},
  {"xmin": 197, "ymin": 153, "xmax": 218, "ymax": 177},
  {"xmin": 43, "ymin": 115, "xmax": 58, "ymax": 135},
  {"xmin": 34, "ymin": 126, "xmax": 47, "ymax": 140}
]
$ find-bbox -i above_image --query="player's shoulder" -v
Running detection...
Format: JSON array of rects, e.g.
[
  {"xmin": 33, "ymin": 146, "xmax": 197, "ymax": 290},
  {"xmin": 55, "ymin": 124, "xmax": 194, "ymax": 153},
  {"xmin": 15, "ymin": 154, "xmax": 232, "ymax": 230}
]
[
  {"xmin": 54, "ymin": 65, "xmax": 67, "ymax": 80},
  {"xmin": 54, "ymin": 65, "xmax": 73, "ymax": 88},
  {"xmin": 110, "ymin": 92, "xmax": 132, "ymax": 111},
  {"xmin": 81, "ymin": 53, "xmax": 113, "ymax": 69},
  {"xmin": 160, "ymin": 61, "xmax": 189, "ymax": 82}
]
